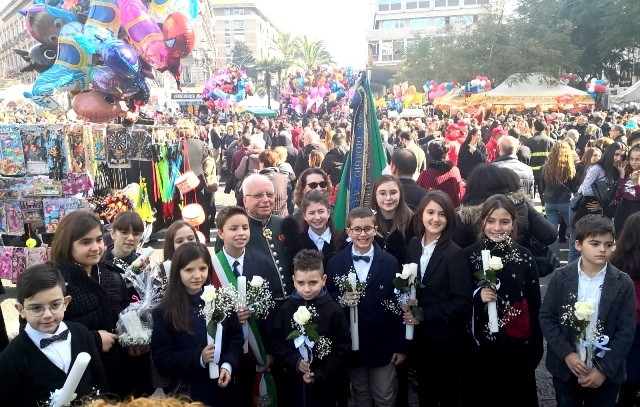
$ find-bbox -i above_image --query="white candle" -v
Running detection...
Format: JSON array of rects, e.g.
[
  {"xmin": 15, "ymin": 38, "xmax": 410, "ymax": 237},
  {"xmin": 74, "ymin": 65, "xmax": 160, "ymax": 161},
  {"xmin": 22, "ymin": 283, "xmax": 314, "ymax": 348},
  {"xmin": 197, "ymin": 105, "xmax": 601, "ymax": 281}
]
[
  {"xmin": 236, "ymin": 276, "xmax": 249, "ymax": 353},
  {"xmin": 481, "ymin": 249, "xmax": 499, "ymax": 333},
  {"xmin": 406, "ymin": 286, "xmax": 417, "ymax": 340},
  {"xmin": 350, "ymin": 306, "xmax": 359, "ymax": 350},
  {"xmin": 53, "ymin": 352, "xmax": 91, "ymax": 407},
  {"xmin": 138, "ymin": 246, "xmax": 155, "ymax": 261},
  {"xmin": 206, "ymin": 317, "xmax": 219, "ymax": 379}
]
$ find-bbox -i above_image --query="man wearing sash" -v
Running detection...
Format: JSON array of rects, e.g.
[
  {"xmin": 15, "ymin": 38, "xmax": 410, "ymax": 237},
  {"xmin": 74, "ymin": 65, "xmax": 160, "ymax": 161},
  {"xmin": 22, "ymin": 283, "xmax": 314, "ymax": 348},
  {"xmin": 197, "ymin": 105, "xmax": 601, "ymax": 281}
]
[{"xmin": 212, "ymin": 205, "xmax": 280, "ymax": 406}]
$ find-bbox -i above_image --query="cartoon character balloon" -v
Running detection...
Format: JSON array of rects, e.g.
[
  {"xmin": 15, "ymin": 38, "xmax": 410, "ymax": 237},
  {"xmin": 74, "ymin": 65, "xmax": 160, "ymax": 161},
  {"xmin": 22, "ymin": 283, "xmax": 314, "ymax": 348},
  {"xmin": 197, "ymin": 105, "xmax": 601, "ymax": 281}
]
[
  {"xmin": 14, "ymin": 44, "xmax": 57, "ymax": 73},
  {"xmin": 20, "ymin": 4, "xmax": 76, "ymax": 47}
]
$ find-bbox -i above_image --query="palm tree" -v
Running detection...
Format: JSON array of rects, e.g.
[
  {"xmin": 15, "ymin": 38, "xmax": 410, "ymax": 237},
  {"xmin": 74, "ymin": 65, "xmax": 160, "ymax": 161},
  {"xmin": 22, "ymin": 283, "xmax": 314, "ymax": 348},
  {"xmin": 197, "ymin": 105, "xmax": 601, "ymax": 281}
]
[
  {"xmin": 250, "ymin": 58, "xmax": 291, "ymax": 109},
  {"xmin": 294, "ymin": 35, "xmax": 335, "ymax": 67},
  {"xmin": 272, "ymin": 32, "xmax": 300, "ymax": 60}
]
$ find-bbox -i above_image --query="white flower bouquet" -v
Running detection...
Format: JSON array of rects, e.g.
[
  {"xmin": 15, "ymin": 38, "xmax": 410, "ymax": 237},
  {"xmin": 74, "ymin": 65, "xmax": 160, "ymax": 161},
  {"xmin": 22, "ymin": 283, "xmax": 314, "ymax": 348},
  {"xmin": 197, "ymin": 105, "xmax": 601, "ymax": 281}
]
[
  {"xmin": 286, "ymin": 305, "xmax": 332, "ymax": 362},
  {"xmin": 240, "ymin": 275, "xmax": 275, "ymax": 320},
  {"xmin": 335, "ymin": 270, "xmax": 367, "ymax": 350},
  {"xmin": 200, "ymin": 284, "xmax": 239, "ymax": 379},
  {"xmin": 561, "ymin": 295, "xmax": 610, "ymax": 369},
  {"xmin": 393, "ymin": 263, "xmax": 423, "ymax": 339}
]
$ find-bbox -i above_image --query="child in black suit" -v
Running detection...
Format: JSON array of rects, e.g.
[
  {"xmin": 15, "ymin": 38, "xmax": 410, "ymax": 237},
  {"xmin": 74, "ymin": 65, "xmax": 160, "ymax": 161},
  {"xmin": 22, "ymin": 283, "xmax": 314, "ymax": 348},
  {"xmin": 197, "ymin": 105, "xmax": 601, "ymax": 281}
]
[
  {"xmin": 0, "ymin": 264, "xmax": 107, "ymax": 406},
  {"xmin": 325, "ymin": 207, "xmax": 407, "ymax": 406},
  {"xmin": 272, "ymin": 249, "xmax": 351, "ymax": 407}
]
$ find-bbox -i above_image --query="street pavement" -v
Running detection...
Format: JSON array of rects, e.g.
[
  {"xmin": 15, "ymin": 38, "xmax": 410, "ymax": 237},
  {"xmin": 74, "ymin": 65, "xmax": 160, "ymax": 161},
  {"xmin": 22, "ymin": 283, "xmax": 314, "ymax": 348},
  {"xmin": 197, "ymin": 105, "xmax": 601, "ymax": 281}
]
[{"xmin": 0, "ymin": 188, "xmax": 564, "ymax": 406}]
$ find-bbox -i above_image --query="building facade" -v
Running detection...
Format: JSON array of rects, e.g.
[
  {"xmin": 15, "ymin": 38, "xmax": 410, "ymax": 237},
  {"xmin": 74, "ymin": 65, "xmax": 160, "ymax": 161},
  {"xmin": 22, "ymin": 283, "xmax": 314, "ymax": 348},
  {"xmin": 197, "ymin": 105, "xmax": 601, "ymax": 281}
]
[
  {"xmin": 0, "ymin": 0, "xmax": 40, "ymax": 89},
  {"xmin": 367, "ymin": 0, "xmax": 503, "ymax": 87},
  {"xmin": 210, "ymin": 1, "xmax": 281, "ymax": 66}
]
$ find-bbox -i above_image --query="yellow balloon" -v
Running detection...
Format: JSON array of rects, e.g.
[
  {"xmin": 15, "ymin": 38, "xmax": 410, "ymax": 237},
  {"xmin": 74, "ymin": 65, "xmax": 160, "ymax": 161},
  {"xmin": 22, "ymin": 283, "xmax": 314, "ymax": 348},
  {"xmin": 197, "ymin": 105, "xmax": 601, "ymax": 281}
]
[
  {"xmin": 26, "ymin": 238, "xmax": 37, "ymax": 248},
  {"xmin": 404, "ymin": 94, "xmax": 414, "ymax": 108}
]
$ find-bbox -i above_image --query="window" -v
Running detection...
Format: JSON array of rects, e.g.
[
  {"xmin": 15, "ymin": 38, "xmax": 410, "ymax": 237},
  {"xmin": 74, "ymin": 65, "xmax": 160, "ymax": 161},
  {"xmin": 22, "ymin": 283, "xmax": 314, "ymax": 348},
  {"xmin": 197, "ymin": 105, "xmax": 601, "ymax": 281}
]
[
  {"xmin": 233, "ymin": 8, "xmax": 244, "ymax": 15},
  {"xmin": 448, "ymin": 0, "xmax": 459, "ymax": 5},
  {"xmin": 393, "ymin": 39, "xmax": 404, "ymax": 60},
  {"xmin": 381, "ymin": 40, "xmax": 393, "ymax": 61},
  {"xmin": 233, "ymin": 21, "xmax": 244, "ymax": 31},
  {"xmin": 406, "ymin": 1, "xmax": 429, "ymax": 9},
  {"xmin": 223, "ymin": 8, "xmax": 231, "ymax": 15},
  {"xmin": 390, "ymin": 0, "xmax": 401, "ymax": 10},
  {"xmin": 224, "ymin": 21, "xmax": 229, "ymax": 30},
  {"xmin": 369, "ymin": 42, "xmax": 379, "ymax": 58},
  {"xmin": 409, "ymin": 18, "xmax": 430, "ymax": 28},
  {"xmin": 460, "ymin": 15, "xmax": 473, "ymax": 24},
  {"xmin": 448, "ymin": 16, "xmax": 457, "ymax": 24},
  {"xmin": 406, "ymin": 39, "xmax": 417, "ymax": 49},
  {"xmin": 182, "ymin": 65, "xmax": 192, "ymax": 85},
  {"xmin": 464, "ymin": 0, "xmax": 477, "ymax": 4},
  {"xmin": 381, "ymin": 20, "xmax": 405, "ymax": 29},
  {"xmin": 433, "ymin": 17, "xmax": 445, "ymax": 26},
  {"xmin": 434, "ymin": 0, "xmax": 446, "ymax": 6},
  {"xmin": 378, "ymin": 0, "xmax": 389, "ymax": 11}
]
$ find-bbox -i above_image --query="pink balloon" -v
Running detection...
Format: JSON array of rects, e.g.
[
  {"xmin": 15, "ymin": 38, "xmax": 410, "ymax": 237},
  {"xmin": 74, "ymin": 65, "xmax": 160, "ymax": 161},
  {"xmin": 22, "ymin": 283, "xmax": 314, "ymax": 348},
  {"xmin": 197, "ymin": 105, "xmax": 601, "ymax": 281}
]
[{"xmin": 476, "ymin": 75, "xmax": 482, "ymax": 80}]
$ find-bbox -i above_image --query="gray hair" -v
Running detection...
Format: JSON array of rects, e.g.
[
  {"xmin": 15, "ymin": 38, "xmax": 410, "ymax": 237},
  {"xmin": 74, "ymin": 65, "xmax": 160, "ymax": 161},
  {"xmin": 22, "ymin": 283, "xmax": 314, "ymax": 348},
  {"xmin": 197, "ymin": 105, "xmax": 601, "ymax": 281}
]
[
  {"xmin": 611, "ymin": 124, "xmax": 626, "ymax": 134},
  {"xmin": 380, "ymin": 129, "xmax": 389, "ymax": 141},
  {"xmin": 566, "ymin": 129, "xmax": 579, "ymax": 141},
  {"xmin": 498, "ymin": 135, "xmax": 519, "ymax": 155},
  {"xmin": 242, "ymin": 173, "xmax": 274, "ymax": 195}
]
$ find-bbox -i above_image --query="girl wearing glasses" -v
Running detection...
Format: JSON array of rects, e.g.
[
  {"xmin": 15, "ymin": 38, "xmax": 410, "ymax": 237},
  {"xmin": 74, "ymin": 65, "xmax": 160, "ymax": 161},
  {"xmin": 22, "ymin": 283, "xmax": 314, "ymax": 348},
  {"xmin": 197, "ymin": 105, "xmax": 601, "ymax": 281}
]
[
  {"xmin": 103, "ymin": 211, "xmax": 146, "ymax": 271},
  {"xmin": 49, "ymin": 210, "xmax": 153, "ymax": 398},
  {"xmin": 614, "ymin": 145, "xmax": 640, "ymax": 236}
]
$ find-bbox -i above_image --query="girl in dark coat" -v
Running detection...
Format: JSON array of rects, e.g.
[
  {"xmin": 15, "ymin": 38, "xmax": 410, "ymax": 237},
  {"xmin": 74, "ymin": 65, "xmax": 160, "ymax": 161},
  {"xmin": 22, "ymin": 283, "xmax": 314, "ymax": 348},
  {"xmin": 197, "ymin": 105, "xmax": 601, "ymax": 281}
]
[
  {"xmin": 151, "ymin": 243, "xmax": 244, "ymax": 407},
  {"xmin": 458, "ymin": 127, "xmax": 488, "ymax": 180},
  {"xmin": 403, "ymin": 191, "xmax": 473, "ymax": 406},
  {"xmin": 49, "ymin": 210, "xmax": 152, "ymax": 399},
  {"xmin": 462, "ymin": 195, "xmax": 542, "ymax": 407}
]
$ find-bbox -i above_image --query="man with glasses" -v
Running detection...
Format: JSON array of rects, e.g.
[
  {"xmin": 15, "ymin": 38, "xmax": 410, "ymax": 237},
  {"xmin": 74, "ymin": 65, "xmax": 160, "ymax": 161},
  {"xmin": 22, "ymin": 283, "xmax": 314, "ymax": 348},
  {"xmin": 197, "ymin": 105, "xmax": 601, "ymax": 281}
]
[
  {"xmin": 609, "ymin": 124, "xmax": 627, "ymax": 145},
  {"xmin": 216, "ymin": 173, "xmax": 292, "ymax": 301}
]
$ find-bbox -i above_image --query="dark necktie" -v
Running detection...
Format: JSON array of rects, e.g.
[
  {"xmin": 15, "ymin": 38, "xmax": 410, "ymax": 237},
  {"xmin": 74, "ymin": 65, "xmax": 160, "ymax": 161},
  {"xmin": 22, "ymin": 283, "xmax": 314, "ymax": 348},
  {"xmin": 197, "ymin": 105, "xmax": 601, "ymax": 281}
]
[
  {"xmin": 352, "ymin": 255, "xmax": 371, "ymax": 263},
  {"xmin": 232, "ymin": 260, "xmax": 241, "ymax": 278},
  {"xmin": 40, "ymin": 329, "xmax": 70, "ymax": 348}
]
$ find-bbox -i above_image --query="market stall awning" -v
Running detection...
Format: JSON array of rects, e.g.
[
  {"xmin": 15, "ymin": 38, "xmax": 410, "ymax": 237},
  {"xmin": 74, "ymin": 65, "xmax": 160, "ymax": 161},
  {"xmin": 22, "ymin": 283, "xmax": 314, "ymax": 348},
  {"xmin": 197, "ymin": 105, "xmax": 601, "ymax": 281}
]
[
  {"xmin": 610, "ymin": 81, "xmax": 640, "ymax": 104},
  {"xmin": 480, "ymin": 74, "xmax": 595, "ymax": 106},
  {"xmin": 433, "ymin": 88, "xmax": 480, "ymax": 107},
  {"xmin": 238, "ymin": 108, "xmax": 278, "ymax": 117}
]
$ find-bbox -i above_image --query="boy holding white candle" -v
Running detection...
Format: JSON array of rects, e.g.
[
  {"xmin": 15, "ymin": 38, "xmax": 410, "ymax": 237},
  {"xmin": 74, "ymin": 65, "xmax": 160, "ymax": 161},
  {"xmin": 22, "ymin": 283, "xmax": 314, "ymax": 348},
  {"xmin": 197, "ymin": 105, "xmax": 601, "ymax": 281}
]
[
  {"xmin": 214, "ymin": 206, "xmax": 279, "ymax": 407},
  {"xmin": 325, "ymin": 207, "xmax": 407, "ymax": 407},
  {"xmin": 272, "ymin": 249, "xmax": 351, "ymax": 407},
  {"xmin": 0, "ymin": 265, "xmax": 107, "ymax": 406}
]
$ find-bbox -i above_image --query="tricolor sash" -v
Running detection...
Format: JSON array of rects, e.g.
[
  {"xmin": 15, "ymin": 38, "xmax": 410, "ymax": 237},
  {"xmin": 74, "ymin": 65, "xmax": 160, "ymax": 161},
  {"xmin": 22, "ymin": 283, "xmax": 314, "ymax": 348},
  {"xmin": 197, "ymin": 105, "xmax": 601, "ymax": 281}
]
[{"xmin": 212, "ymin": 251, "xmax": 277, "ymax": 406}]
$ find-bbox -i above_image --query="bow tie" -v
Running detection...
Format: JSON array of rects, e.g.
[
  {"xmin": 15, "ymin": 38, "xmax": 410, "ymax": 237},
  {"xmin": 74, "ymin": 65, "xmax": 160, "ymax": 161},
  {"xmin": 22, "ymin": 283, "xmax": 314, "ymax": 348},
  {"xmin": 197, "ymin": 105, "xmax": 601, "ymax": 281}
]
[
  {"xmin": 40, "ymin": 329, "xmax": 69, "ymax": 348},
  {"xmin": 352, "ymin": 255, "xmax": 371, "ymax": 263}
]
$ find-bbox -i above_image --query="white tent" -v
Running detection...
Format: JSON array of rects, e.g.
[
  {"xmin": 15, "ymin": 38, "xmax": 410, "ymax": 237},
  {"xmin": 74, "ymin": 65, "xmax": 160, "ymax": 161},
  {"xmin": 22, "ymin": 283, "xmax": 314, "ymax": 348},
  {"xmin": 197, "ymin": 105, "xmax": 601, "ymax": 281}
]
[
  {"xmin": 387, "ymin": 108, "xmax": 425, "ymax": 118},
  {"xmin": 610, "ymin": 81, "xmax": 640, "ymax": 104},
  {"xmin": 475, "ymin": 73, "xmax": 595, "ymax": 106},
  {"xmin": 236, "ymin": 94, "xmax": 280, "ymax": 109}
]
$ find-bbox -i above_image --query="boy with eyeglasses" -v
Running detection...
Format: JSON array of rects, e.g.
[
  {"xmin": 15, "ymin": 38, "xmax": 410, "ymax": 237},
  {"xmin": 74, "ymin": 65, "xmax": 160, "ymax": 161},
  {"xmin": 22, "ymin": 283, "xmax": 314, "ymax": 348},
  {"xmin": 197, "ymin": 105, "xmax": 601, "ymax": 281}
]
[
  {"xmin": 326, "ymin": 207, "xmax": 407, "ymax": 407},
  {"xmin": 0, "ymin": 264, "xmax": 107, "ymax": 406}
]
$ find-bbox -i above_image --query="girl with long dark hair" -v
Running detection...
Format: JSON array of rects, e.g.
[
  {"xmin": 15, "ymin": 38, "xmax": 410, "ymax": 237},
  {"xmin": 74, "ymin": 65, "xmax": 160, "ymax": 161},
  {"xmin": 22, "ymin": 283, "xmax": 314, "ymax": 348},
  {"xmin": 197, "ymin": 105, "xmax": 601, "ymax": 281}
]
[{"xmin": 458, "ymin": 127, "xmax": 488, "ymax": 180}]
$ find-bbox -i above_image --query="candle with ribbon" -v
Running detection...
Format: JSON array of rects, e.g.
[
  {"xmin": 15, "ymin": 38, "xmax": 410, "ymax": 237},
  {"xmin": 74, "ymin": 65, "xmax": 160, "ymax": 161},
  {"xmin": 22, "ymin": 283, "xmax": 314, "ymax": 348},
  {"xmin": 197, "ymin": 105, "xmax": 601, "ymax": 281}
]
[
  {"xmin": 50, "ymin": 352, "xmax": 91, "ymax": 407},
  {"xmin": 200, "ymin": 285, "xmax": 220, "ymax": 379},
  {"xmin": 236, "ymin": 275, "xmax": 249, "ymax": 353},
  {"xmin": 347, "ymin": 272, "xmax": 359, "ymax": 350},
  {"xmin": 481, "ymin": 250, "xmax": 499, "ymax": 333}
]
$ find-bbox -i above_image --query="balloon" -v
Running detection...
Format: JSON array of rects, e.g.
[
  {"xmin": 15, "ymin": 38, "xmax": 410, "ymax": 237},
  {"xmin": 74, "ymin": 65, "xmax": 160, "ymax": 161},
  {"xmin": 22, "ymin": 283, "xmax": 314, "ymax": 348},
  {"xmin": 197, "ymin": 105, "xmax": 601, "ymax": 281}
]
[
  {"xmin": 480, "ymin": 80, "xmax": 487, "ymax": 87},
  {"xmin": 83, "ymin": 0, "xmax": 121, "ymax": 43},
  {"xmin": 336, "ymin": 89, "xmax": 345, "ymax": 99},
  {"xmin": 485, "ymin": 81, "xmax": 491, "ymax": 88},
  {"xmin": 117, "ymin": 0, "xmax": 169, "ymax": 71},
  {"xmin": 588, "ymin": 85, "xmax": 596, "ymax": 93},
  {"xmin": 14, "ymin": 44, "xmax": 57, "ymax": 73},
  {"xmin": 396, "ymin": 101, "xmax": 403, "ymax": 113},
  {"xmin": 25, "ymin": 238, "xmax": 37, "ymax": 248},
  {"xmin": 150, "ymin": 0, "xmax": 198, "ymax": 21},
  {"xmin": 445, "ymin": 83, "xmax": 452, "ymax": 91},
  {"xmin": 20, "ymin": 4, "xmax": 76, "ymax": 47},
  {"xmin": 163, "ymin": 12, "xmax": 195, "ymax": 59},
  {"xmin": 90, "ymin": 65, "xmax": 141, "ymax": 97},
  {"xmin": 72, "ymin": 89, "xmax": 127, "ymax": 122},
  {"xmin": 26, "ymin": 22, "xmax": 92, "ymax": 106}
]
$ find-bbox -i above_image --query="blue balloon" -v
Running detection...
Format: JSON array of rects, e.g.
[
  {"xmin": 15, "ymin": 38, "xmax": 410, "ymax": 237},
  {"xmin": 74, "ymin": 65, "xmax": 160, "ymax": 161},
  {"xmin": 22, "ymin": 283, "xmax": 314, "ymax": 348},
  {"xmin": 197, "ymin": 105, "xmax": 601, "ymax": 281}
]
[
  {"xmin": 445, "ymin": 83, "xmax": 452, "ymax": 91},
  {"xmin": 336, "ymin": 89, "xmax": 345, "ymax": 99},
  {"xmin": 396, "ymin": 101, "xmax": 403, "ymax": 113},
  {"xmin": 330, "ymin": 81, "xmax": 338, "ymax": 92},
  {"xmin": 589, "ymin": 92, "xmax": 597, "ymax": 99}
]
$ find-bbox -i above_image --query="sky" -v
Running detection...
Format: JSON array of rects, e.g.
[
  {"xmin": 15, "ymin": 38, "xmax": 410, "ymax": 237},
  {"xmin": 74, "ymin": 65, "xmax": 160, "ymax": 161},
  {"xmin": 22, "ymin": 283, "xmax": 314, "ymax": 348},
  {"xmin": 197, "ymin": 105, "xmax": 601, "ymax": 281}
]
[{"xmin": 256, "ymin": 0, "xmax": 369, "ymax": 68}]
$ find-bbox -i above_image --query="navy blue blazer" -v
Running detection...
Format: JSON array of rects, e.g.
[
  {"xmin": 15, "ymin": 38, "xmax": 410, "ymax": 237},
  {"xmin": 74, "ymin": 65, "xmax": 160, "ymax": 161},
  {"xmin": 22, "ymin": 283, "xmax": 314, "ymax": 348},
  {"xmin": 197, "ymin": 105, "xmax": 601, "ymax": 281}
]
[
  {"xmin": 540, "ymin": 261, "xmax": 636, "ymax": 383},
  {"xmin": 325, "ymin": 242, "xmax": 407, "ymax": 368},
  {"xmin": 405, "ymin": 237, "xmax": 473, "ymax": 340}
]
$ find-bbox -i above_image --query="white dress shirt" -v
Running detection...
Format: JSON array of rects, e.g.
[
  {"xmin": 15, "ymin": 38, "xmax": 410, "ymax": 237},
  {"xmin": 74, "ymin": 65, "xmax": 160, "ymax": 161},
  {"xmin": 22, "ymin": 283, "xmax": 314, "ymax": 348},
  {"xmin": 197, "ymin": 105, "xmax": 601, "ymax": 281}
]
[
  {"xmin": 351, "ymin": 245, "xmax": 375, "ymax": 283},
  {"xmin": 25, "ymin": 321, "xmax": 72, "ymax": 373},
  {"xmin": 577, "ymin": 259, "xmax": 607, "ymax": 336},
  {"xmin": 308, "ymin": 228, "xmax": 332, "ymax": 251},
  {"xmin": 420, "ymin": 237, "xmax": 439, "ymax": 281},
  {"xmin": 223, "ymin": 247, "xmax": 245, "ymax": 276}
]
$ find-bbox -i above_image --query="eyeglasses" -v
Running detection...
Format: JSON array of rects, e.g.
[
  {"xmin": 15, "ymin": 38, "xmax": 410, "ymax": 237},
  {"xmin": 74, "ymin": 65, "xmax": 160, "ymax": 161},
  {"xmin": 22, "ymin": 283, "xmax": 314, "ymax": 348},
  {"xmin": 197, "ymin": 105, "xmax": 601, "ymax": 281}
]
[
  {"xmin": 24, "ymin": 301, "xmax": 66, "ymax": 317},
  {"xmin": 246, "ymin": 192, "xmax": 275, "ymax": 200},
  {"xmin": 307, "ymin": 181, "xmax": 328, "ymax": 189},
  {"xmin": 629, "ymin": 157, "xmax": 640, "ymax": 163},
  {"xmin": 348, "ymin": 226, "xmax": 376, "ymax": 235}
]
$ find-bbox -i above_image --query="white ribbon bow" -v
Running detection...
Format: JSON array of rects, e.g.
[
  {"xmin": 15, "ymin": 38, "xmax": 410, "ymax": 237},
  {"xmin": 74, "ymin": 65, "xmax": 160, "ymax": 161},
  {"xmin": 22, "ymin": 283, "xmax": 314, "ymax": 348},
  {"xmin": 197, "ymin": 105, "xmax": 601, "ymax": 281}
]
[{"xmin": 294, "ymin": 334, "xmax": 315, "ymax": 364}]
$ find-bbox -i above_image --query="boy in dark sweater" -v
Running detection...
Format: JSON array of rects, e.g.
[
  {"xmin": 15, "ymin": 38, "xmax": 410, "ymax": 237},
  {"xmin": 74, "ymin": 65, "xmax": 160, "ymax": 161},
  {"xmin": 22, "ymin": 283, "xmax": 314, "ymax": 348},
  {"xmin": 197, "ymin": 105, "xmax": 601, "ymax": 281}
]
[
  {"xmin": 272, "ymin": 249, "xmax": 351, "ymax": 407},
  {"xmin": 0, "ymin": 264, "xmax": 107, "ymax": 406}
]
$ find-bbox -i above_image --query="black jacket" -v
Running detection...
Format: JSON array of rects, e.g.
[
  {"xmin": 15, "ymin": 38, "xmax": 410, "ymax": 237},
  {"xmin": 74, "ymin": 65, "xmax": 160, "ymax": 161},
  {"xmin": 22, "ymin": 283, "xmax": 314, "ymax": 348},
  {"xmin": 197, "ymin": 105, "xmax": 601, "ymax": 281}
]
[
  {"xmin": 397, "ymin": 177, "xmax": 428, "ymax": 212},
  {"xmin": 321, "ymin": 146, "xmax": 348, "ymax": 185},
  {"xmin": 281, "ymin": 216, "xmax": 348, "ymax": 271},
  {"xmin": 405, "ymin": 238, "xmax": 473, "ymax": 340},
  {"xmin": 0, "ymin": 321, "xmax": 108, "ymax": 406},
  {"xmin": 325, "ymin": 243, "xmax": 407, "ymax": 368},
  {"xmin": 294, "ymin": 143, "xmax": 328, "ymax": 177},
  {"xmin": 151, "ymin": 293, "xmax": 244, "ymax": 406},
  {"xmin": 374, "ymin": 222, "xmax": 415, "ymax": 271},
  {"xmin": 271, "ymin": 290, "xmax": 350, "ymax": 407},
  {"xmin": 458, "ymin": 142, "xmax": 488, "ymax": 180}
]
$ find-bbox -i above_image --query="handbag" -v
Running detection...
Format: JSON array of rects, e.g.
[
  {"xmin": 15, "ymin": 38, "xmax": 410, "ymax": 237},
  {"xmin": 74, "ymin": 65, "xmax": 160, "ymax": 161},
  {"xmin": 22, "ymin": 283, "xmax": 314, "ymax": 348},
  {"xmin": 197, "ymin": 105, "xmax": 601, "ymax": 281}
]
[
  {"xmin": 527, "ymin": 235, "xmax": 560, "ymax": 278},
  {"xmin": 591, "ymin": 178, "xmax": 614, "ymax": 207},
  {"xmin": 570, "ymin": 191, "xmax": 584, "ymax": 212}
]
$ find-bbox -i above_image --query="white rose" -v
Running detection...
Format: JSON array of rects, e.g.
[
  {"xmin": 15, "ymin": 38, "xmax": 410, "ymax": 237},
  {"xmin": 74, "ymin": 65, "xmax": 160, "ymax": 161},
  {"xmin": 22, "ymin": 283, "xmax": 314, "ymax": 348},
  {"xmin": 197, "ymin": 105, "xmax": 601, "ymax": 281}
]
[
  {"xmin": 201, "ymin": 285, "xmax": 217, "ymax": 302},
  {"xmin": 347, "ymin": 272, "xmax": 357, "ymax": 291},
  {"xmin": 488, "ymin": 256, "xmax": 503, "ymax": 271},
  {"xmin": 408, "ymin": 263, "xmax": 418, "ymax": 279},
  {"xmin": 400, "ymin": 264, "xmax": 413, "ymax": 280},
  {"xmin": 574, "ymin": 301, "xmax": 595, "ymax": 321},
  {"xmin": 250, "ymin": 276, "xmax": 264, "ymax": 288},
  {"xmin": 293, "ymin": 306, "xmax": 312, "ymax": 325}
]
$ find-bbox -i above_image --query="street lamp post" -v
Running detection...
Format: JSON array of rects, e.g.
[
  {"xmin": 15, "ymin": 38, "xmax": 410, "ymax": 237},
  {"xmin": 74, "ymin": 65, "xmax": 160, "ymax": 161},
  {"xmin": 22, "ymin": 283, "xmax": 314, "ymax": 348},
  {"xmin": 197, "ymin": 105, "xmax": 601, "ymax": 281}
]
[{"xmin": 193, "ymin": 39, "xmax": 215, "ymax": 82}]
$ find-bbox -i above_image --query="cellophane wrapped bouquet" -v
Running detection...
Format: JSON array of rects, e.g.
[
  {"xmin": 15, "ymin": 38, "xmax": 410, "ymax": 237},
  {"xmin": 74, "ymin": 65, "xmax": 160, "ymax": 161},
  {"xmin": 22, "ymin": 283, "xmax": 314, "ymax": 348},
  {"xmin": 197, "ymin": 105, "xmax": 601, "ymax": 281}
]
[{"xmin": 116, "ymin": 264, "xmax": 164, "ymax": 348}]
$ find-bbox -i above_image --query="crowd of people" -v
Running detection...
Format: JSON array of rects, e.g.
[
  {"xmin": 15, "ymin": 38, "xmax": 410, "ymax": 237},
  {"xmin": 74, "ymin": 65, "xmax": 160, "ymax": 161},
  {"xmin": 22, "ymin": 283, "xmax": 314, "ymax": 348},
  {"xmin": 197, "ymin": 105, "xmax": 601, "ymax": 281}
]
[{"xmin": 1, "ymin": 107, "xmax": 640, "ymax": 407}]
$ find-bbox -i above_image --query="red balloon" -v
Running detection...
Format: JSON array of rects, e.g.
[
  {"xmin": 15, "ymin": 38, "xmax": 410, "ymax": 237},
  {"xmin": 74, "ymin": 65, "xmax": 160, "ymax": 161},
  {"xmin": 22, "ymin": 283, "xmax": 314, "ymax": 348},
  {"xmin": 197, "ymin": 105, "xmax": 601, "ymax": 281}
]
[
  {"xmin": 485, "ymin": 81, "xmax": 491, "ymax": 88},
  {"xmin": 163, "ymin": 12, "xmax": 196, "ymax": 59}
]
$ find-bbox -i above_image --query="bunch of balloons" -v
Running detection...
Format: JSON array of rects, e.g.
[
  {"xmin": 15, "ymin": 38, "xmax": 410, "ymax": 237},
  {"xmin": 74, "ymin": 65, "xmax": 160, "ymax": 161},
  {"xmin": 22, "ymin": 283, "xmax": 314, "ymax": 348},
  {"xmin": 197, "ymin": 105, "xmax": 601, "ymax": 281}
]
[
  {"xmin": 467, "ymin": 75, "xmax": 492, "ymax": 93},
  {"xmin": 381, "ymin": 82, "xmax": 422, "ymax": 113},
  {"xmin": 585, "ymin": 78, "xmax": 607, "ymax": 99},
  {"xmin": 559, "ymin": 72, "xmax": 581, "ymax": 82},
  {"xmin": 18, "ymin": 0, "xmax": 198, "ymax": 123},
  {"xmin": 423, "ymin": 80, "xmax": 457, "ymax": 101},
  {"xmin": 201, "ymin": 67, "xmax": 254, "ymax": 110},
  {"xmin": 280, "ymin": 65, "xmax": 357, "ymax": 118}
]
